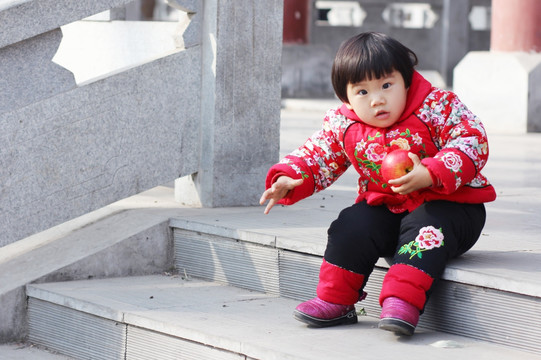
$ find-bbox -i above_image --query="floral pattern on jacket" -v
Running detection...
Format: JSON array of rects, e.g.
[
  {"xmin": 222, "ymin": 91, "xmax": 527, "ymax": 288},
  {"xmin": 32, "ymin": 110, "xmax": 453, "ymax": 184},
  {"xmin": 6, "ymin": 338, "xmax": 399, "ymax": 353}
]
[{"xmin": 266, "ymin": 72, "xmax": 496, "ymax": 212}]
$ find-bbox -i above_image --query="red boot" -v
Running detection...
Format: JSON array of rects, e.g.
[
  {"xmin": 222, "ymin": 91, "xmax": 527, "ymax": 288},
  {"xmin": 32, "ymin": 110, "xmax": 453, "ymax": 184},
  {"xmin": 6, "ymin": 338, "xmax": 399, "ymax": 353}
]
[
  {"xmin": 379, "ymin": 296, "xmax": 419, "ymax": 336},
  {"xmin": 378, "ymin": 264, "xmax": 434, "ymax": 336},
  {"xmin": 294, "ymin": 292, "xmax": 367, "ymax": 327},
  {"xmin": 294, "ymin": 259, "xmax": 366, "ymax": 327}
]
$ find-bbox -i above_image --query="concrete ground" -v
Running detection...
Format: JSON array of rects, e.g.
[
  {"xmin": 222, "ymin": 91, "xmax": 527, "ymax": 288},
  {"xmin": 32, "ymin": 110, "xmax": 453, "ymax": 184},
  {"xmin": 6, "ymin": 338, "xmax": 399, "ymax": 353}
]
[{"xmin": 0, "ymin": 343, "xmax": 72, "ymax": 359}]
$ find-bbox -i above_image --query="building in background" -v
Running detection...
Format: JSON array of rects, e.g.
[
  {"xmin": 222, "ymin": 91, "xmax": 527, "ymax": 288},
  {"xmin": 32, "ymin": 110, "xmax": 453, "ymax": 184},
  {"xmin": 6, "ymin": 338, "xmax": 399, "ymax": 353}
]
[{"xmin": 282, "ymin": 0, "xmax": 491, "ymax": 98}]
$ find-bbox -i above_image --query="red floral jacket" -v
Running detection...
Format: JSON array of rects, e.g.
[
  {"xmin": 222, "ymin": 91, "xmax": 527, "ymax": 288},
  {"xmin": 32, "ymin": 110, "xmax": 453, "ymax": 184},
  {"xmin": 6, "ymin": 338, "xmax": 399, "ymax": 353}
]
[{"xmin": 266, "ymin": 72, "xmax": 496, "ymax": 213}]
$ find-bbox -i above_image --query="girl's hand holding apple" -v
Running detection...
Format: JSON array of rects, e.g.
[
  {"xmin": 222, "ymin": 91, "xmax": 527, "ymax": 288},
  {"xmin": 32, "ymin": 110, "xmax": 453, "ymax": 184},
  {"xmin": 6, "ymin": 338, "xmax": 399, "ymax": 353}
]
[{"xmin": 383, "ymin": 152, "xmax": 433, "ymax": 195}]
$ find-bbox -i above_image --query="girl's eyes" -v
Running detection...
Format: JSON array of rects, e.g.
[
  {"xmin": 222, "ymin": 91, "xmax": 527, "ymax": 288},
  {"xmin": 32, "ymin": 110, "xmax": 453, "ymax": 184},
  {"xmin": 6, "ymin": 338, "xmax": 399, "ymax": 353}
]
[{"xmin": 357, "ymin": 82, "xmax": 392, "ymax": 95}]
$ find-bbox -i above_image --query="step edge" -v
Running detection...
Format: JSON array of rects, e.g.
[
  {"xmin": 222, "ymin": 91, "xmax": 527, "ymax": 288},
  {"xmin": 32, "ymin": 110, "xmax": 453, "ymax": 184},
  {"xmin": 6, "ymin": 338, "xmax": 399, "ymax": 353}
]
[
  {"xmin": 170, "ymin": 220, "xmax": 541, "ymax": 298},
  {"xmin": 26, "ymin": 284, "xmax": 125, "ymax": 322},
  {"xmin": 169, "ymin": 218, "xmax": 277, "ymax": 248},
  {"xmin": 123, "ymin": 312, "xmax": 307, "ymax": 360}
]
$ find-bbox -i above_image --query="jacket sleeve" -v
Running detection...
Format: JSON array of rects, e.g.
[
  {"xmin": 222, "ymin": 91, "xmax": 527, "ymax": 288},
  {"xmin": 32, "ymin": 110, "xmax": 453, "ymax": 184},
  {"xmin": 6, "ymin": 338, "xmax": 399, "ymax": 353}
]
[
  {"xmin": 265, "ymin": 110, "xmax": 351, "ymax": 205},
  {"xmin": 421, "ymin": 92, "xmax": 489, "ymax": 194}
]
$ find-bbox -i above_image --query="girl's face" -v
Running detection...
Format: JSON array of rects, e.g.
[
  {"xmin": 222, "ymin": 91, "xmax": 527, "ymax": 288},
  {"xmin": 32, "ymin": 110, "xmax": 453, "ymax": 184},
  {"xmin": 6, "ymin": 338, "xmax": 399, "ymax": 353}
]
[{"xmin": 345, "ymin": 70, "xmax": 408, "ymax": 128}]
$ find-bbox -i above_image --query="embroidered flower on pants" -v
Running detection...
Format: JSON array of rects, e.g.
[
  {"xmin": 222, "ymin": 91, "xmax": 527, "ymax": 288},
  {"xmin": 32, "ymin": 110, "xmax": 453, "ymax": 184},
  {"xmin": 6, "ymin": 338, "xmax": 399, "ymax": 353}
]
[
  {"xmin": 398, "ymin": 226, "xmax": 445, "ymax": 259},
  {"xmin": 416, "ymin": 226, "xmax": 444, "ymax": 249}
]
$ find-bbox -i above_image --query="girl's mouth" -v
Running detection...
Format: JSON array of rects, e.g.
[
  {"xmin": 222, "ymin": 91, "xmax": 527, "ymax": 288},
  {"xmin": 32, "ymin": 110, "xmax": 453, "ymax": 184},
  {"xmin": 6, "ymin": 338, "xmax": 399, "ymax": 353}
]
[{"xmin": 375, "ymin": 110, "xmax": 390, "ymax": 120}]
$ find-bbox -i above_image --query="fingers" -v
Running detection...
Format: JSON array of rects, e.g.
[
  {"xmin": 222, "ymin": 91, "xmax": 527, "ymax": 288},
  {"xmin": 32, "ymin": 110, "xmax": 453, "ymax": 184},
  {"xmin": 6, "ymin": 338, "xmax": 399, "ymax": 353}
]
[
  {"xmin": 259, "ymin": 181, "xmax": 280, "ymax": 205},
  {"xmin": 390, "ymin": 184, "xmax": 409, "ymax": 195},
  {"xmin": 408, "ymin": 152, "xmax": 421, "ymax": 165},
  {"xmin": 291, "ymin": 178, "xmax": 304, "ymax": 188},
  {"xmin": 259, "ymin": 190, "xmax": 270, "ymax": 205},
  {"xmin": 260, "ymin": 176, "xmax": 304, "ymax": 214},
  {"xmin": 259, "ymin": 185, "xmax": 281, "ymax": 214},
  {"xmin": 263, "ymin": 198, "xmax": 276, "ymax": 215},
  {"xmin": 388, "ymin": 166, "xmax": 432, "ymax": 195},
  {"xmin": 388, "ymin": 170, "xmax": 420, "ymax": 194}
]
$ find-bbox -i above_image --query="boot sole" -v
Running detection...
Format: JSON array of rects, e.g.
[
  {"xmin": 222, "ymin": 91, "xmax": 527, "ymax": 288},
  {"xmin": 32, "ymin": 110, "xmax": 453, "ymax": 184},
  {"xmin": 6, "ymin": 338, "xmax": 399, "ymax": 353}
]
[
  {"xmin": 293, "ymin": 309, "xmax": 358, "ymax": 327},
  {"xmin": 378, "ymin": 318, "xmax": 415, "ymax": 336}
]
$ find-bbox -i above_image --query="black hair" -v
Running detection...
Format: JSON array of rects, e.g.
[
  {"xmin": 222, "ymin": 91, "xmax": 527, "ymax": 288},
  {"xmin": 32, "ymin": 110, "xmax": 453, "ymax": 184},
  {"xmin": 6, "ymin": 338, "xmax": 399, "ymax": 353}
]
[{"xmin": 331, "ymin": 32, "xmax": 418, "ymax": 103}]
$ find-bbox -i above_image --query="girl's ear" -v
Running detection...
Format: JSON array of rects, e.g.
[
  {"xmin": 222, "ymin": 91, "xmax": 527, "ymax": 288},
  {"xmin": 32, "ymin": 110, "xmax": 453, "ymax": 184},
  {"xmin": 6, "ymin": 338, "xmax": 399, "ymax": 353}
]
[{"xmin": 345, "ymin": 103, "xmax": 354, "ymax": 110}]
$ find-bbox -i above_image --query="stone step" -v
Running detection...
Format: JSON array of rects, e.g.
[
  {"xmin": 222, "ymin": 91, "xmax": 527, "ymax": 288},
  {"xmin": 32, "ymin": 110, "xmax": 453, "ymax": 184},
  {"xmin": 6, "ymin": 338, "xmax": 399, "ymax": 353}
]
[
  {"xmin": 26, "ymin": 275, "xmax": 538, "ymax": 360},
  {"xmin": 170, "ymin": 219, "xmax": 541, "ymax": 355}
]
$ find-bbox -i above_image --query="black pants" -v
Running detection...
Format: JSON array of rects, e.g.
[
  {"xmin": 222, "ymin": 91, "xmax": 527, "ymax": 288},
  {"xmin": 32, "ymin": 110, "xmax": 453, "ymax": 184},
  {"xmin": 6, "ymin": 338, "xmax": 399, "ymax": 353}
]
[{"xmin": 324, "ymin": 200, "xmax": 486, "ymax": 284}]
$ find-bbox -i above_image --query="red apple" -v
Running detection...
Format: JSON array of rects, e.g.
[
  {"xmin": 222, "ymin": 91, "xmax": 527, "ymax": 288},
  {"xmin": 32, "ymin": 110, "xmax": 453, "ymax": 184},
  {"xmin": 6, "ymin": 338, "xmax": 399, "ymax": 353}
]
[{"xmin": 381, "ymin": 149, "xmax": 414, "ymax": 182}]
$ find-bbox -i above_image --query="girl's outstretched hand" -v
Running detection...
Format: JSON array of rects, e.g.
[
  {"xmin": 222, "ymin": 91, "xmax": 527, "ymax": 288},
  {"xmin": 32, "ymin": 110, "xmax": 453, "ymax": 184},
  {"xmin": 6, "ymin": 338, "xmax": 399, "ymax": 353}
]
[
  {"xmin": 260, "ymin": 176, "xmax": 304, "ymax": 214},
  {"xmin": 387, "ymin": 153, "xmax": 433, "ymax": 195}
]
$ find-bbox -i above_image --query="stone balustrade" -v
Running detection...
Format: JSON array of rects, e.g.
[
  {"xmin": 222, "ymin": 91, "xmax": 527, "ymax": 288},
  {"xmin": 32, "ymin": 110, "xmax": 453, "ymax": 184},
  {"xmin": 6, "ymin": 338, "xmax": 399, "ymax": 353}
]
[{"xmin": 0, "ymin": 0, "xmax": 283, "ymax": 247}]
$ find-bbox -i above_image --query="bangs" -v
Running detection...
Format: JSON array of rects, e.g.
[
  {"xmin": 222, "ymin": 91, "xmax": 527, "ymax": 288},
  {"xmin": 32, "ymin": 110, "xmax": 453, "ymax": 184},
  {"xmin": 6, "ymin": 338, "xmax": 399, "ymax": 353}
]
[{"xmin": 346, "ymin": 48, "xmax": 396, "ymax": 85}]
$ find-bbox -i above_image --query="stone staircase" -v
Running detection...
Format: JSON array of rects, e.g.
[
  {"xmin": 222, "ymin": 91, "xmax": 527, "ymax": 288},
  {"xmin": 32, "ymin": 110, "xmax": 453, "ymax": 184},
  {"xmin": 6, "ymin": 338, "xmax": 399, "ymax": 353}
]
[
  {"xmin": 24, "ymin": 274, "xmax": 536, "ymax": 360},
  {"xmin": 20, "ymin": 203, "xmax": 541, "ymax": 359}
]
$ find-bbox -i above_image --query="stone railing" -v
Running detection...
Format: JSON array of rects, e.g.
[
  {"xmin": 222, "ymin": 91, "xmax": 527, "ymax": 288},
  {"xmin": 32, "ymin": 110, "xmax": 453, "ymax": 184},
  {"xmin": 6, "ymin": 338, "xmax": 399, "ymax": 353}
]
[{"xmin": 0, "ymin": 0, "xmax": 283, "ymax": 248}]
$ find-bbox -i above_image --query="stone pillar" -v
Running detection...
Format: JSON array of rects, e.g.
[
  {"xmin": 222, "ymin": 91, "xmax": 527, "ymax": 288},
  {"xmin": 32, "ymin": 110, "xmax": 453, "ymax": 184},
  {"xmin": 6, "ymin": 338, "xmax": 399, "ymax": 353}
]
[
  {"xmin": 439, "ymin": 0, "xmax": 469, "ymax": 87},
  {"xmin": 490, "ymin": 0, "xmax": 541, "ymax": 52},
  {"xmin": 453, "ymin": 0, "xmax": 541, "ymax": 134},
  {"xmin": 176, "ymin": 0, "xmax": 283, "ymax": 207}
]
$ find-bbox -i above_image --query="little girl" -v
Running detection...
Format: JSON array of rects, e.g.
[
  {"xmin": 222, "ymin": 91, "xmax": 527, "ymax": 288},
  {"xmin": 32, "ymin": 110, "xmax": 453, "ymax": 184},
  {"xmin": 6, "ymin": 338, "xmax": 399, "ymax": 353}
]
[{"xmin": 260, "ymin": 32, "xmax": 496, "ymax": 336}]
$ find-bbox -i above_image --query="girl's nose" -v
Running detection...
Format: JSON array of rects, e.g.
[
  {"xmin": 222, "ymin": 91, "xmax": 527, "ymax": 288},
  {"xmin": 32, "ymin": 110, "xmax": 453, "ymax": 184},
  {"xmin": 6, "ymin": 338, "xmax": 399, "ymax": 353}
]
[{"xmin": 371, "ymin": 94, "xmax": 385, "ymax": 107}]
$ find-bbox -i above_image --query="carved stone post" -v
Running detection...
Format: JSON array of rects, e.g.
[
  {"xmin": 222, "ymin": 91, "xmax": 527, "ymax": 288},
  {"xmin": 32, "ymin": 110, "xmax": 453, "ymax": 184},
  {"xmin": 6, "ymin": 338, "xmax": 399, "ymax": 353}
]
[{"xmin": 176, "ymin": 0, "xmax": 283, "ymax": 207}]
